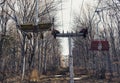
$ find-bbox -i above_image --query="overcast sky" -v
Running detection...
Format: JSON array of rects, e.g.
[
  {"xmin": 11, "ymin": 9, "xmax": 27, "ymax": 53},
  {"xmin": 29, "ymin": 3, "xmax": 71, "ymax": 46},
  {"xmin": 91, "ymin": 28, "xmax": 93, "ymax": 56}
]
[{"xmin": 57, "ymin": 0, "xmax": 94, "ymax": 55}]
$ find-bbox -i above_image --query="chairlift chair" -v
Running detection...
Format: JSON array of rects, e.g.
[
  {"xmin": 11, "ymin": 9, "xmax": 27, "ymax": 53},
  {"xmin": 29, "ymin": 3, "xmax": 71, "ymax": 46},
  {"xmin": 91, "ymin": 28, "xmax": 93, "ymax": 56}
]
[
  {"xmin": 90, "ymin": 40, "xmax": 109, "ymax": 51},
  {"xmin": 20, "ymin": 23, "xmax": 53, "ymax": 32},
  {"xmin": 90, "ymin": 11, "xmax": 109, "ymax": 51}
]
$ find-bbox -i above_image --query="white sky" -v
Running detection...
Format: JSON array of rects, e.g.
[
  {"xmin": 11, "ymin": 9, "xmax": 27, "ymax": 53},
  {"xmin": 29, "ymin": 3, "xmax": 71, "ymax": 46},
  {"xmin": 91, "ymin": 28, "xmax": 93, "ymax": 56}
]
[{"xmin": 56, "ymin": 0, "xmax": 94, "ymax": 55}]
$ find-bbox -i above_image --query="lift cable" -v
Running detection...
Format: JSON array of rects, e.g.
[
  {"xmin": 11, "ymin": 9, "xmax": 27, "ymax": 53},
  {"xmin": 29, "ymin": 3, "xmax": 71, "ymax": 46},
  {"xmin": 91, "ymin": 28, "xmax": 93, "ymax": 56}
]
[
  {"xmin": 79, "ymin": 0, "xmax": 85, "ymax": 19},
  {"xmin": 61, "ymin": 0, "xmax": 64, "ymax": 31},
  {"xmin": 68, "ymin": 0, "xmax": 73, "ymax": 31},
  {"xmin": 90, "ymin": 0, "xmax": 102, "ymax": 23},
  {"xmin": 45, "ymin": 0, "xmax": 52, "ymax": 22}
]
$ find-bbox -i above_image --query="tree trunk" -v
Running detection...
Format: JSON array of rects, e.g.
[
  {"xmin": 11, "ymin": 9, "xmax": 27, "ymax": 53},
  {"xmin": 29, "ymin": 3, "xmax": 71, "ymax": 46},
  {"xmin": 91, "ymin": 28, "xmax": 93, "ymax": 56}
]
[{"xmin": 21, "ymin": 34, "xmax": 26, "ymax": 80}]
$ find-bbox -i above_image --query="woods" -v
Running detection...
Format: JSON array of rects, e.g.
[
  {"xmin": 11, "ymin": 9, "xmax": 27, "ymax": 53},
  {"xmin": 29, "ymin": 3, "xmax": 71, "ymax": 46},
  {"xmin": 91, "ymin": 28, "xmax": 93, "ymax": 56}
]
[
  {"xmin": 0, "ymin": 0, "xmax": 120, "ymax": 83},
  {"xmin": 73, "ymin": 0, "xmax": 120, "ymax": 81},
  {"xmin": 0, "ymin": 0, "xmax": 62, "ymax": 82}
]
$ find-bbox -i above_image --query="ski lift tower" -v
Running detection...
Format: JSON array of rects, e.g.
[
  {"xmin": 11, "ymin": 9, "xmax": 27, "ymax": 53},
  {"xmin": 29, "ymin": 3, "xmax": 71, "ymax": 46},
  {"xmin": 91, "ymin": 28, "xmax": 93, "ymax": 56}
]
[
  {"xmin": 19, "ymin": 0, "xmax": 53, "ymax": 59},
  {"xmin": 51, "ymin": 29, "xmax": 88, "ymax": 83},
  {"xmin": 19, "ymin": 0, "xmax": 53, "ymax": 81}
]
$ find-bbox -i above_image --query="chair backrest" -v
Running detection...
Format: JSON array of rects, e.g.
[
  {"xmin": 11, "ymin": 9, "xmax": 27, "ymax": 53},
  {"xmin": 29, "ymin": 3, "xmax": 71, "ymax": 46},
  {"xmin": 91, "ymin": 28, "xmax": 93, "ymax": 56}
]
[{"xmin": 90, "ymin": 40, "xmax": 109, "ymax": 51}]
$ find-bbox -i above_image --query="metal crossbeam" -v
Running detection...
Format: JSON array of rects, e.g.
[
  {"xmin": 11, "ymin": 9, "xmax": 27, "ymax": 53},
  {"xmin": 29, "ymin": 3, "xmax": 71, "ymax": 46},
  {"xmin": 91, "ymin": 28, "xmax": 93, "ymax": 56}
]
[{"xmin": 56, "ymin": 32, "xmax": 84, "ymax": 37}]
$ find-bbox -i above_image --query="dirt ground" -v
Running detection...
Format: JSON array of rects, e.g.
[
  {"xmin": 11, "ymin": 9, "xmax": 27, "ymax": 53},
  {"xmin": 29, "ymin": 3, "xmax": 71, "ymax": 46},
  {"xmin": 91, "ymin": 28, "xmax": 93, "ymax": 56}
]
[{"xmin": 4, "ymin": 75, "xmax": 120, "ymax": 83}]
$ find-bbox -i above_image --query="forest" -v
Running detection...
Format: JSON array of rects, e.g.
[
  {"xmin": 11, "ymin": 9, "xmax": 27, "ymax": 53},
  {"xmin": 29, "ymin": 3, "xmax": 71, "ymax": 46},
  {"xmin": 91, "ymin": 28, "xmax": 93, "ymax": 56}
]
[{"xmin": 0, "ymin": 0, "xmax": 120, "ymax": 83}]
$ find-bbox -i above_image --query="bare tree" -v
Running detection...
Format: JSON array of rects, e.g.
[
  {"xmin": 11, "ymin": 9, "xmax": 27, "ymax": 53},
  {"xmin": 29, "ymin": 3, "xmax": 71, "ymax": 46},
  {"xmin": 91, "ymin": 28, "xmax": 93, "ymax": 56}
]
[
  {"xmin": 0, "ymin": 0, "xmax": 62, "ymax": 82},
  {"xmin": 72, "ymin": 0, "xmax": 120, "ymax": 81}
]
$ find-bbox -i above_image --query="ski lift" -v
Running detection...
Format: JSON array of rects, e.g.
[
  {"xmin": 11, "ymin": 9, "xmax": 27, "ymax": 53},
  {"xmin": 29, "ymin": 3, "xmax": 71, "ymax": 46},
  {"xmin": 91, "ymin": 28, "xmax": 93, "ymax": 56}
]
[
  {"xmin": 20, "ymin": 23, "xmax": 53, "ymax": 32},
  {"xmin": 90, "ymin": 11, "xmax": 109, "ymax": 51},
  {"xmin": 90, "ymin": 40, "xmax": 109, "ymax": 51}
]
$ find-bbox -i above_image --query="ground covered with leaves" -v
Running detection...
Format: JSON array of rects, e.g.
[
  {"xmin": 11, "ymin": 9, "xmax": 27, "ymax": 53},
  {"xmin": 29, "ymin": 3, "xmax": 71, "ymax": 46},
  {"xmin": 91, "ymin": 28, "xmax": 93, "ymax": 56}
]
[{"xmin": 3, "ymin": 75, "xmax": 120, "ymax": 83}]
